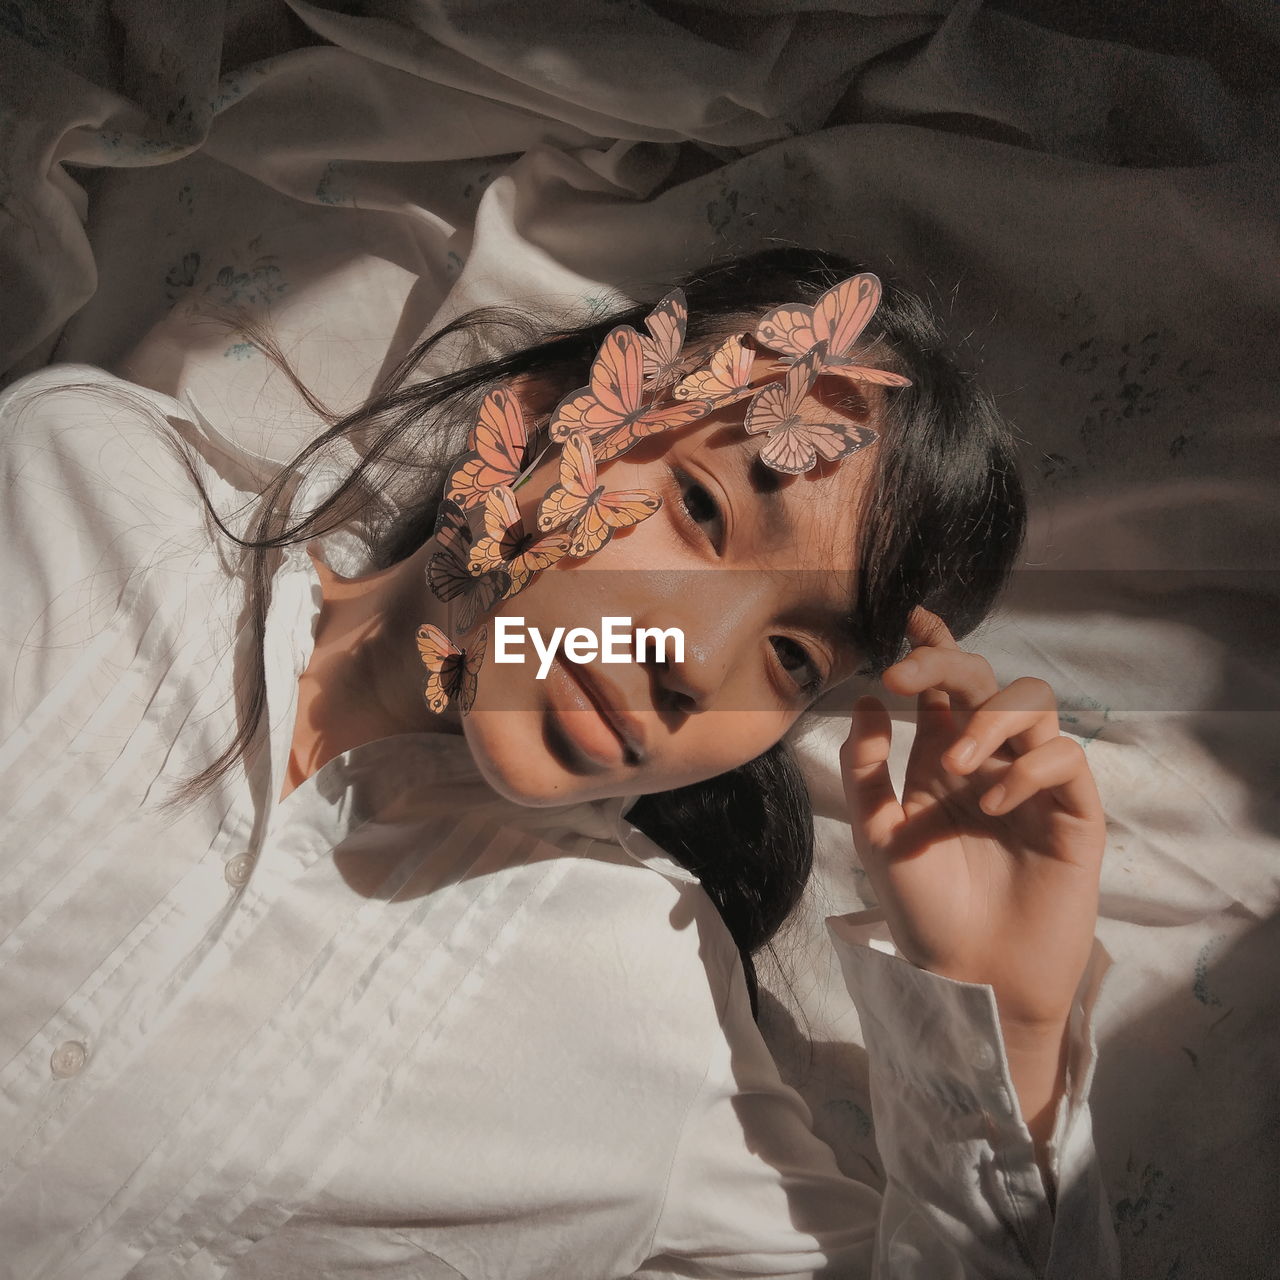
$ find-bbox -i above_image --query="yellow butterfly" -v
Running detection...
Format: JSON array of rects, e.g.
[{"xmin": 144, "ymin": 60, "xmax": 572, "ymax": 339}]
[
  {"xmin": 468, "ymin": 485, "xmax": 571, "ymax": 595},
  {"xmin": 536, "ymin": 433, "xmax": 662, "ymax": 558}
]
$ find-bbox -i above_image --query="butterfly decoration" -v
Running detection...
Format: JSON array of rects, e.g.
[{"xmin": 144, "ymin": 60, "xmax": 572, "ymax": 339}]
[
  {"xmin": 536, "ymin": 432, "xmax": 663, "ymax": 558},
  {"xmin": 744, "ymin": 343, "xmax": 881, "ymax": 475},
  {"xmin": 637, "ymin": 289, "xmax": 688, "ymax": 392},
  {"xmin": 426, "ymin": 498, "xmax": 511, "ymax": 633},
  {"xmin": 415, "ymin": 271, "xmax": 908, "ymax": 712},
  {"xmin": 468, "ymin": 485, "xmax": 571, "ymax": 595},
  {"xmin": 445, "ymin": 386, "xmax": 533, "ymax": 509},
  {"xmin": 416, "ymin": 622, "xmax": 487, "ymax": 715},
  {"xmin": 549, "ymin": 326, "xmax": 710, "ymax": 465},
  {"xmin": 754, "ymin": 273, "xmax": 913, "ymax": 389},
  {"xmin": 671, "ymin": 333, "xmax": 760, "ymax": 409}
]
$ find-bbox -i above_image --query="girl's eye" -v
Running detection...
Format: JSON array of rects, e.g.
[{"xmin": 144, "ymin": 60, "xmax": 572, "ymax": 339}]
[
  {"xmin": 676, "ymin": 471, "xmax": 724, "ymax": 548},
  {"xmin": 770, "ymin": 636, "xmax": 825, "ymax": 697}
]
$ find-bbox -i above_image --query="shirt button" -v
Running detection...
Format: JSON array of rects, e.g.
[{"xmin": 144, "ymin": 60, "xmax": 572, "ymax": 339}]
[
  {"xmin": 50, "ymin": 1040, "xmax": 88, "ymax": 1079},
  {"xmin": 224, "ymin": 853, "xmax": 256, "ymax": 888},
  {"xmin": 970, "ymin": 1038, "xmax": 997, "ymax": 1071}
]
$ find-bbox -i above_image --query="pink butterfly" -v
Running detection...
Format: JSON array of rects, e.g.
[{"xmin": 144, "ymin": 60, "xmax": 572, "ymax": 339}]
[
  {"xmin": 468, "ymin": 485, "xmax": 571, "ymax": 595},
  {"xmin": 637, "ymin": 289, "xmax": 688, "ymax": 391},
  {"xmin": 549, "ymin": 326, "xmax": 709, "ymax": 464},
  {"xmin": 672, "ymin": 333, "xmax": 760, "ymax": 409},
  {"xmin": 445, "ymin": 386, "xmax": 532, "ymax": 510},
  {"xmin": 744, "ymin": 343, "xmax": 880, "ymax": 475},
  {"xmin": 754, "ymin": 274, "xmax": 913, "ymax": 389}
]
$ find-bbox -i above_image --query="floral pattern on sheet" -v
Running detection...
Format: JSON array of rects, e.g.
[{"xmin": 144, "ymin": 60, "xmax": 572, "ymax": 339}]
[
  {"xmin": 1048, "ymin": 292, "xmax": 1216, "ymax": 485},
  {"xmin": 705, "ymin": 150, "xmax": 821, "ymax": 244},
  {"xmin": 315, "ymin": 161, "xmax": 351, "ymax": 207},
  {"xmin": 163, "ymin": 237, "xmax": 290, "ymax": 309}
]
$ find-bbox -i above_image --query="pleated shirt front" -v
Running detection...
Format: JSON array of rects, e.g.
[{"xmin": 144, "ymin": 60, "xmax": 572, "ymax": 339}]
[{"xmin": 0, "ymin": 366, "xmax": 1116, "ymax": 1280}]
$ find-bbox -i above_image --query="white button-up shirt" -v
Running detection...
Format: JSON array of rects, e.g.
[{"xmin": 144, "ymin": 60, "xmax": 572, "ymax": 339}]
[{"xmin": 0, "ymin": 366, "xmax": 1117, "ymax": 1279}]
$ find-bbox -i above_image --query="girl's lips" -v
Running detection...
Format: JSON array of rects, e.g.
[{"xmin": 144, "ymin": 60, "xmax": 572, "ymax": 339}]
[{"xmin": 545, "ymin": 658, "xmax": 646, "ymax": 770}]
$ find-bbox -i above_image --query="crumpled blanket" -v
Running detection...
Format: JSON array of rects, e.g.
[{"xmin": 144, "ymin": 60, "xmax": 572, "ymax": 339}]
[{"xmin": 2, "ymin": 3, "xmax": 1277, "ymax": 1275}]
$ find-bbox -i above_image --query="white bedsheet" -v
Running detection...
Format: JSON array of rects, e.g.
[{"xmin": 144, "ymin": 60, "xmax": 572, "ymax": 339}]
[{"xmin": 2, "ymin": 3, "xmax": 1277, "ymax": 1275}]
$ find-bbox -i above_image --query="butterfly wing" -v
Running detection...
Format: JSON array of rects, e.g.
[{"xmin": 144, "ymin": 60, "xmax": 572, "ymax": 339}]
[
  {"xmin": 432, "ymin": 497, "xmax": 472, "ymax": 546},
  {"xmin": 549, "ymin": 326, "xmax": 646, "ymax": 441},
  {"xmin": 589, "ymin": 399, "xmax": 709, "ymax": 464},
  {"xmin": 536, "ymin": 433, "xmax": 596, "ymax": 533},
  {"xmin": 455, "ymin": 570, "xmax": 508, "ymax": 634},
  {"xmin": 509, "ymin": 531, "xmax": 571, "ymax": 594},
  {"xmin": 446, "ymin": 387, "xmax": 531, "ymax": 507},
  {"xmin": 428, "ymin": 536, "xmax": 509, "ymax": 631},
  {"xmin": 468, "ymin": 486, "xmax": 524, "ymax": 576},
  {"xmin": 754, "ymin": 304, "xmax": 819, "ymax": 360},
  {"xmin": 566, "ymin": 487, "xmax": 661, "ymax": 558},
  {"xmin": 813, "ymin": 274, "xmax": 882, "ymax": 358},
  {"xmin": 427, "ymin": 539, "xmax": 474, "ymax": 604},
  {"xmin": 416, "ymin": 623, "xmax": 464, "ymax": 713},
  {"xmin": 459, "ymin": 625, "xmax": 487, "ymax": 715},
  {"xmin": 672, "ymin": 333, "xmax": 757, "ymax": 407},
  {"xmin": 743, "ymin": 344, "xmax": 824, "ymax": 438},
  {"xmin": 639, "ymin": 289, "xmax": 687, "ymax": 391},
  {"xmin": 758, "ymin": 419, "xmax": 880, "ymax": 475}
]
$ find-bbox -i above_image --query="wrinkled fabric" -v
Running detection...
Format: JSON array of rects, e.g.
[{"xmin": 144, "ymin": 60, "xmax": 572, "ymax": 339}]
[
  {"xmin": 1, "ymin": 4, "xmax": 1277, "ymax": 1276},
  {"xmin": 0, "ymin": 366, "xmax": 1115, "ymax": 1278}
]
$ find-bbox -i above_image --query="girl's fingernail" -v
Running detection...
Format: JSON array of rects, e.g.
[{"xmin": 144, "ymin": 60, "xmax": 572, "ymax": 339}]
[
  {"xmin": 952, "ymin": 737, "xmax": 976, "ymax": 765},
  {"xmin": 982, "ymin": 785, "xmax": 1006, "ymax": 813}
]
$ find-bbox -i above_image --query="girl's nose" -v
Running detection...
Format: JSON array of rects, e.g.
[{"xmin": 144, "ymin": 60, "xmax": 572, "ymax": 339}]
[
  {"xmin": 634, "ymin": 583, "xmax": 753, "ymax": 714},
  {"xmin": 644, "ymin": 634, "xmax": 733, "ymax": 714}
]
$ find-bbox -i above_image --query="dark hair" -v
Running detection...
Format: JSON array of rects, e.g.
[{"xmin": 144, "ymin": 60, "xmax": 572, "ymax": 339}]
[{"xmin": 156, "ymin": 247, "xmax": 1027, "ymax": 1022}]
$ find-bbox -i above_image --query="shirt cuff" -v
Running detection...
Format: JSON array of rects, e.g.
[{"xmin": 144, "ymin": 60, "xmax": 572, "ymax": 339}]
[{"xmin": 824, "ymin": 910, "xmax": 1115, "ymax": 1276}]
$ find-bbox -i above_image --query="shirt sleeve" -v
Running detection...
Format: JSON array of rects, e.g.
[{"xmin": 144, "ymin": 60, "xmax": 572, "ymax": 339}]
[{"xmin": 633, "ymin": 909, "xmax": 1118, "ymax": 1279}]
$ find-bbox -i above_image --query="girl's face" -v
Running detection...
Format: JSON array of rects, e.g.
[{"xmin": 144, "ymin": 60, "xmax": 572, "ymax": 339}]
[{"xmin": 451, "ymin": 367, "xmax": 877, "ymax": 807}]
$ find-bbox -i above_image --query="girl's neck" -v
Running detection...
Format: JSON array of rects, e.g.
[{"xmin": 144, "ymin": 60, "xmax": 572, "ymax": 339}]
[{"xmin": 280, "ymin": 543, "xmax": 460, "ymax": 801}]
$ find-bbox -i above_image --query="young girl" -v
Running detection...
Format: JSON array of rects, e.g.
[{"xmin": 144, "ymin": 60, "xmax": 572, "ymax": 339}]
[{"xmin": 0, "ymin": 248, "xmax": 1116, "ymax": 1278}]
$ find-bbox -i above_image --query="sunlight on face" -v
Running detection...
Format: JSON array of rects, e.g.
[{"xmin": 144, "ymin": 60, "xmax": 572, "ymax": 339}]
[{"xmin": 453, "ymin": 363, "xmax": 879, "ymax": 807}]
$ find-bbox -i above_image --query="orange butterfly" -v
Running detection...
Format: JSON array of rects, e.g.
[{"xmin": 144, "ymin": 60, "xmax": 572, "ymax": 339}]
[
  {"xmin": 536, "ymin": 433, "xmax": 662, "ymax": 558},
  {"xmin": 754, "ymin": 273, "xmax": 913, "ymax": 389},
  {"xmin": 638, "ymin": 289, "xmax": 688, "ymax": 391},
  {"xmin": 426, "ymin": 499, "xmax": 510, "ymax": 633},
  {"xmin": 744, "ymin": 344, "xmax": 880, "ymax": 475},
  {"xmin": 672, "ymin": 333, "xmax": 759, "ymax": 408},
  {"xmin": 549, "ymin": 326, "xmax": 709, "ymax": 464},
  {"xmin": 468, "ymin": 485, "xmax": 571, "ymax": 595},
  {"xmin": 416, "ymin": 623, "xmax": 487, "ymax": 715},
  {"xmin": 446, "ymin": 387, "xmax": 533, "ymax": 509}
]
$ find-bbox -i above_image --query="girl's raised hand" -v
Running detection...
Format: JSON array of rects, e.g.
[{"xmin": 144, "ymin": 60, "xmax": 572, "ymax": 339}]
[{"xmin": 839, "ymin": 606, "xmax": 1106, "ymax": 1039}]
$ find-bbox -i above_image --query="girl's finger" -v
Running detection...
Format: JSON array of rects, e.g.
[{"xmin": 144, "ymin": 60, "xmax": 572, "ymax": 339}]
[
  {"xmin": 978, "ymin": 734, "xmax": 1105, "ymax": 828},
  {"xmin": 839, "ymin": 695, "xmax": 905, "ymax": 856},
  {"xmin": 905, "ymin": 605, "xmax": 957, "ymax": 649},
  {"xmin": 883, "ymin": 644, "xmax": 999, "ymax": 734},
  {"xmin": 943, "ymin": 677, "xmax": 1062, "ymax": 773}
]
